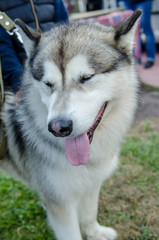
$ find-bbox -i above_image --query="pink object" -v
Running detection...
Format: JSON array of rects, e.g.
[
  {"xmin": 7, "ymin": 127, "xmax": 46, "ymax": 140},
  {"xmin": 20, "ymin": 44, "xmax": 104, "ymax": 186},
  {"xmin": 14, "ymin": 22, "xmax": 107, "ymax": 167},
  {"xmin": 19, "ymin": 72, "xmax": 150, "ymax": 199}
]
[
  {"xmin": 137, "ymin": 53, "xmax": 159, "ymax": 88},
  {"xmin": 65, "ymin": 132, "xmax": 90, "ymax": 166},
  {"xmin": 65, "ymin": 103, "xmax": 107, "ymax": 166}
]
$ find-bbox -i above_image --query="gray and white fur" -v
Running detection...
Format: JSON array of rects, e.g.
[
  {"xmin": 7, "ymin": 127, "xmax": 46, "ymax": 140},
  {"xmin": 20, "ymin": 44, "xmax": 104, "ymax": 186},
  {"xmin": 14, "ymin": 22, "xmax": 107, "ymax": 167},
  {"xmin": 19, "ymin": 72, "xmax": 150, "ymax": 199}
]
[{"xmin": 0, "ymin": 10, "xmax": 141, "ymax": 240}]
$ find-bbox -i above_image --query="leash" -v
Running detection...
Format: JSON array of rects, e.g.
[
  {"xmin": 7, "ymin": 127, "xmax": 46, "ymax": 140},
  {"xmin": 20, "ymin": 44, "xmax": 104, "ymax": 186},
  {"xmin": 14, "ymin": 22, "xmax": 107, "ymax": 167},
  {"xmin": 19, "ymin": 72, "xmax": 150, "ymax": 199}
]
[
  {"xmin": 0, "ymin": 11, "xmax": 18, "ymax": 159},
  {"xmin": 0, "ymin": 57, "xmax": 7, "ymax": 159},
  {"xmin": 0, "ymin": 8, "xmax": 39, "ymax": 159},
  {"xmin": 0, "ymin": 11, "xmax": 17, "ymax": 107},
  {"xmin": 29, "ymin": 0, "xmax": 41, "ymax": 32},
  {"xmin": 0, "ymin": 8, "xmax": 40, "ymax": 159},
  {"xmin": 0, "ymin": 57, "xmax": 4, "ymax": 105},
  {"xmin": 0, "ymin": 11, "xmax": 23, "ymax": 42}
]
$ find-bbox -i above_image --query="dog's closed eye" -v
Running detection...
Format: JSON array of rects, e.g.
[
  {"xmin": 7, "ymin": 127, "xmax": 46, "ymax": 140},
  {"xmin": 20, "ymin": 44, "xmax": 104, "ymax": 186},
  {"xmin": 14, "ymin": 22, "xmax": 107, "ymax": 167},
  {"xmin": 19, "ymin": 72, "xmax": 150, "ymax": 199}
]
[
  {"xmin": 44, "ymin": 81, "xmax": 53, "ymax": 88},
  {"xmin": 80, "ymin": 74, "xmax": 95, "ymax": 84}
]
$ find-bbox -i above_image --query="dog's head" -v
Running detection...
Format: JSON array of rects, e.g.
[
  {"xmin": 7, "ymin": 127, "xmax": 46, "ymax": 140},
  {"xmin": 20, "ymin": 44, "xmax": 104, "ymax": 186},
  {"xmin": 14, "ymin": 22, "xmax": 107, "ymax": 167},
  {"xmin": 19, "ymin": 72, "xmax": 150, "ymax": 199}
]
[{"xmin": 15, "ymin": 10, "xmax": 141, "ymax": 165}]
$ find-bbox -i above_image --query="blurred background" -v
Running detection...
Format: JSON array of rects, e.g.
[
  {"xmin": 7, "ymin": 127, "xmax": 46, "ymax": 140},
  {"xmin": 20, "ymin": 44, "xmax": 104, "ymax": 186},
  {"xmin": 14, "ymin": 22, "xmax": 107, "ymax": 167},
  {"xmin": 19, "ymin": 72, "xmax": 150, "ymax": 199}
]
[
  {"xmin": 62, "ymin": 0, "xmax": 159, "ymax": 124},
  {"xmin": 64, "ymin": 0, "xmax": 159, "ymax": 44},
  {"xmin": 63, "ymin": 0, "xmax": 159, "ymax": 89}
]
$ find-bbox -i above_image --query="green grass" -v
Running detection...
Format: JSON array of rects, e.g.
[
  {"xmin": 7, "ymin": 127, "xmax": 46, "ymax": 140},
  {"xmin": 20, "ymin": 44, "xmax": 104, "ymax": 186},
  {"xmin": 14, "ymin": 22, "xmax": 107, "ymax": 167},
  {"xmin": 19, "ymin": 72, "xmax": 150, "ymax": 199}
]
[
  {"xmin": 0, "ymin": 118, "xmax": 159, "ymax": 240},
  {"xmin": 121, "ymin": 134, "xmax": 159, "ymax": 172},
  {"xmin": 0, "ymin": 177, "xmax": 54, "ymax": 240}
]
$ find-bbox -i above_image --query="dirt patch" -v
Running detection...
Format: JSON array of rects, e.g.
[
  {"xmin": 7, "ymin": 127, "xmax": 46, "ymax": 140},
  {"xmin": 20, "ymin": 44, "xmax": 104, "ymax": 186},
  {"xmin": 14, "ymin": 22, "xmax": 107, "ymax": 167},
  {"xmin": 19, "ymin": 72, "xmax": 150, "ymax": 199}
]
[
  {"xmin": 131, "ymin": 117, "xmax": 159, "ymax": 138},
  {"xmin": 99, "ymin": 157, "xmax": 159, "ymax": 239},
  {"xmin": 135, "ymin": 84, "xmax": 159, "ymax": 122},
  {"xmin": 99, "ymin": 151, "xmax": 159, "ymax": 239},
  {"xmin": 100, "ymin": 178, "xmax": 159, "ymax": 239}
]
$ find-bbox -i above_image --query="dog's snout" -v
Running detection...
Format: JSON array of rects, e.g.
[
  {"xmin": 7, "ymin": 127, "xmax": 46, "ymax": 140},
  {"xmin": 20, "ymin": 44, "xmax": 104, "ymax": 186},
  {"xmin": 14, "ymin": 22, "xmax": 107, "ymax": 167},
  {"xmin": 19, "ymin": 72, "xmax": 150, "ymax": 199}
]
[{"xmin": 48, "ymin": 119, "xmax": 73, "ymax": 137}]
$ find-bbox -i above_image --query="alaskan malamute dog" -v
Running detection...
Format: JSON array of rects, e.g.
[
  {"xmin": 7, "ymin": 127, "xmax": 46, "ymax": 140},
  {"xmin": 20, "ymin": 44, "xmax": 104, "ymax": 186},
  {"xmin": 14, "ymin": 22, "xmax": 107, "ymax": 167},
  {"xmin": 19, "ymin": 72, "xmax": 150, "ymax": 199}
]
[{"xmin": 0, "ymin": 10, "xmax": 141, "ymax": 240}]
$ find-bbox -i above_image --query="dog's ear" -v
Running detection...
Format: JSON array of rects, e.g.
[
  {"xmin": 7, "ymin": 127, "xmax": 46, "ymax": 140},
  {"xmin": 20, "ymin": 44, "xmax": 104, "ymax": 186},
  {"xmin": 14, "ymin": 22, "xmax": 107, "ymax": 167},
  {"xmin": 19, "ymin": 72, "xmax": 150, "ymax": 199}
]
[
  {"xmin": 114, "ymin": 9, "xmax": 142, "ymax": 50},
  {"xmin": 15, "ymin": 19, "xmax": 41, "ymax": 57}
]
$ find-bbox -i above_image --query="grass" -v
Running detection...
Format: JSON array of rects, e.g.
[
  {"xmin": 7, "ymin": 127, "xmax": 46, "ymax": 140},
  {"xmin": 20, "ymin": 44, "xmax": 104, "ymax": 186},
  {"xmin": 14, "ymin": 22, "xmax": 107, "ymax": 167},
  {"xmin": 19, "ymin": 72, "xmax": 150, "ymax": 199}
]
[
  {"xmin": 0, "ymin": 178, "xmax": 53, "ymax": 240},
  {"xmin": 99, "ymin": 118, "xmax": 159, "ymax": 240},
  {"xmin": 0, "ymin": 118, "xmax": 159, "ymax": 240},
  {"xmin": 141, "ymin": 82, "xmax": 159, "ymax": 92}
]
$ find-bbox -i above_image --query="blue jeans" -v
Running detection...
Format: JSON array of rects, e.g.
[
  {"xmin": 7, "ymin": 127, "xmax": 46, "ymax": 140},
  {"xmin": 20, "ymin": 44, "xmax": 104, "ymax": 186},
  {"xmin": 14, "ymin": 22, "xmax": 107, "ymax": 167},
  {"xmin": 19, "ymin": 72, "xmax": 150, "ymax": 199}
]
[{"xmin": 118, "ymin": 1, "xmax": 156, "ymax": 62}]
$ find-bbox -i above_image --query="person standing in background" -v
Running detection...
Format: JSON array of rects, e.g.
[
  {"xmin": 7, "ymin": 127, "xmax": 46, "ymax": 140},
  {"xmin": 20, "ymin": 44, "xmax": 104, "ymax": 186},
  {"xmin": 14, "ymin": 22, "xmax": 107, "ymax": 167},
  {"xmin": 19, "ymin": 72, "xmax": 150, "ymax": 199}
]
[{"xmin": 117, "ymin": 0, "xmax": 156, "ymax": 68}]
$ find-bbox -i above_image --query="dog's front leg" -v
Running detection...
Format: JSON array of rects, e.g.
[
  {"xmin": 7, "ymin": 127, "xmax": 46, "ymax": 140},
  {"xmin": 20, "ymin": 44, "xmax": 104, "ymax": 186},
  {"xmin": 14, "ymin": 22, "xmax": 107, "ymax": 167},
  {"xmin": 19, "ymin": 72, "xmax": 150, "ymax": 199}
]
[
  {"xmin": 79, "ymin": 186, "xmax": 117, "ymax": 240},
  {"xmin": 46, "ymin": 202, "xmax": 82, "ymax": 240}
]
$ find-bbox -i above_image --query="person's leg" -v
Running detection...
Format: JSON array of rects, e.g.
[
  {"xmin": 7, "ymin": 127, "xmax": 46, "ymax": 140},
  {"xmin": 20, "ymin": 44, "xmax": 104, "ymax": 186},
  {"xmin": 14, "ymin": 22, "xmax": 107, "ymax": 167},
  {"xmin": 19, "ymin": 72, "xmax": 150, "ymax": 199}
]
[
  {"xmin": 117, "ymin": 0, "xmax": 132, "ymax": 9},
  {"xmin": 135, "ymin": 1, "xmax": 156, "ymax": 67},
  {"xmin": 117, "ymin": 1, "xmax": 142, "ymax": 63}
]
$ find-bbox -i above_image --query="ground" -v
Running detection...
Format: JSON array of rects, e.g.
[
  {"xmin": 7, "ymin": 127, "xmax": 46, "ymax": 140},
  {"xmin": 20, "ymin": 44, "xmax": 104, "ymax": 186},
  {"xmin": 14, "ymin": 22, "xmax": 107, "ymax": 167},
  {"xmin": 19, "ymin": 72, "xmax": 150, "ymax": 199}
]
[
  {"xmin": 99, "ymin": 116, "xmax": 159, "ymax": 240},
  {"xmin": 135, "ymin": 84, "xmax": 159, "ymax": 121},
  {"xmin": 0, "ymin": 85, "xmax": 159, "ymax": 240}
]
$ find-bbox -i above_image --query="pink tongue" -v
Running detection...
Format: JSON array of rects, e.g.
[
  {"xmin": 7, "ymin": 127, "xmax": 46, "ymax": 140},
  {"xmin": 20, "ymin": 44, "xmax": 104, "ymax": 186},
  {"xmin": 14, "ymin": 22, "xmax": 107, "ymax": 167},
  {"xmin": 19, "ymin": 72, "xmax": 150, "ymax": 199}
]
[{"xmin": 65, "ymin": 132, "xmax": 90, "ymax": 166}]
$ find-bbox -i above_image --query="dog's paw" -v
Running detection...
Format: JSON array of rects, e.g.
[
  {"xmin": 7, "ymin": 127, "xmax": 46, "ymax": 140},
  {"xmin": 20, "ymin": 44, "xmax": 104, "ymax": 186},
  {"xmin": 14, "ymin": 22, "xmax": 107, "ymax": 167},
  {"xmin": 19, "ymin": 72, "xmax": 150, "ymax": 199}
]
[{"xmin": 87, "ymin": 225, "xmax": 117, "ymax": 240}]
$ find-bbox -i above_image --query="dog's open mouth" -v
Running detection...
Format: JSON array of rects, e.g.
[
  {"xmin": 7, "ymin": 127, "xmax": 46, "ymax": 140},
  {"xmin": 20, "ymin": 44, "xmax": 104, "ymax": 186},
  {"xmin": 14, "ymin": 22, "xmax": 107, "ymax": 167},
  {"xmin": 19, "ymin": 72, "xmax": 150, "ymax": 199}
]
[
  {"xmin": 65, "ymin": 102, "xmax": 107, "ymax": 166},
  {"xmin": 87, "ymin": 102, "xmax": 107, "ymax": 143}
]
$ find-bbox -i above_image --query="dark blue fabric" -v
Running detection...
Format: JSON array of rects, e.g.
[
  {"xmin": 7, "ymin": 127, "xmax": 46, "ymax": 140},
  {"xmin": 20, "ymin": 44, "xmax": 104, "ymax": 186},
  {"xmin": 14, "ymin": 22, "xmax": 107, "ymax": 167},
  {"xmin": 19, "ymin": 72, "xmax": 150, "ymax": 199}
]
[
  {"xmin": 0, "ymin": 26, "xmax": 23, "ymax": 92},
  {"xmin": 0, "ymin": 0, "xmax": 69, "ymax": 31},
  {"xmin": 117, "ymin": 0, "xmax": 152, "ymax": 5},
  {"xmin": 0, "ymin": 0, "xmax": 69, "ymax": 92},
  {"xmin": 54, "ymin": 0, "xmax": 69, "ymax": 24}
]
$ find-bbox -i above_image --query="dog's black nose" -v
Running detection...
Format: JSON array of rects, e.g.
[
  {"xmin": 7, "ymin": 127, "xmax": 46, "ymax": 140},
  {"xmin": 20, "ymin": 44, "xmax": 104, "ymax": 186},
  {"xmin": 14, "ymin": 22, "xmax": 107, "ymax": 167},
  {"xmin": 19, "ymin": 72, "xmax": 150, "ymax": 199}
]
[{"xmin": 48, "ymin": 119, "xmax": 73, "ymax": 137}]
